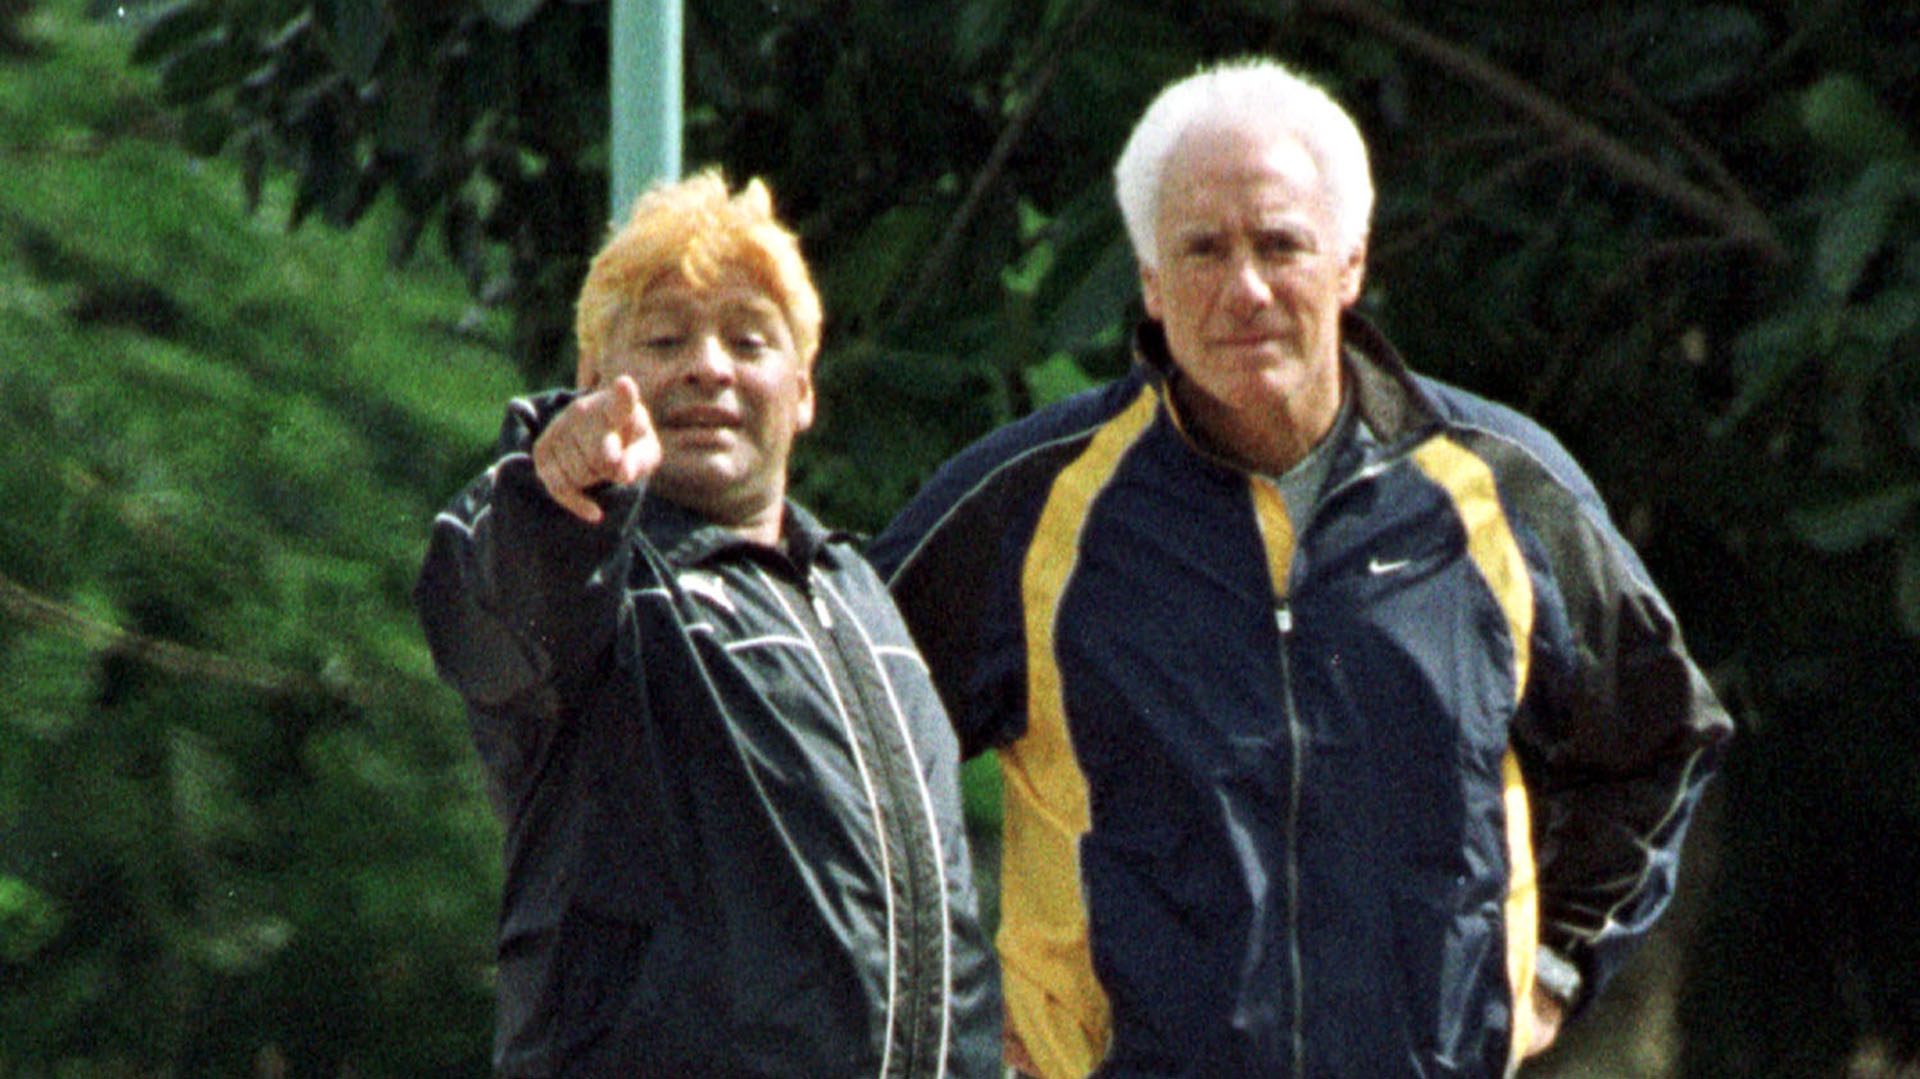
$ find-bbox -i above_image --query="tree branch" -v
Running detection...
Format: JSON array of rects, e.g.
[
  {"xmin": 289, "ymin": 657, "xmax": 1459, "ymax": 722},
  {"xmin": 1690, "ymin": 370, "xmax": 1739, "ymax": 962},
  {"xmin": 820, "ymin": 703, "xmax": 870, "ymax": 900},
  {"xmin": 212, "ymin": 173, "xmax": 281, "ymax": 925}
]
[
  {"xmin": 1754, "ymin": 0, "xmax": 1852, "ymax": 84},
  {"xmin": 0, "ymin": 571, "xmax": 370, "ymax": 708},
  {"xmin": 886, "ymin": 0, "xmax": 1106, "ymax": 335},
  {"xmin": 1606, "ymin": 69, "xmax": 1752, "ymax": 210},
  {"xmin": 1373, "ymin": 139, "xmax": 1575, "ymax": 265},
  {"xmin": 1302, "ymin": 0, "xmax": 1785, "ymax": 263}
]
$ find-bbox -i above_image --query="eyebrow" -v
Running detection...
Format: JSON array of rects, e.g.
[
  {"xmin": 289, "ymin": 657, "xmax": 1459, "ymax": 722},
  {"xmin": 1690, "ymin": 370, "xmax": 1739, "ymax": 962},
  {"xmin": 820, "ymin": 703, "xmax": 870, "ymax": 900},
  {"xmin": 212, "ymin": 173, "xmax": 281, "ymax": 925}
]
[
  {"xmin": 721, "ymin": 297, "xmax": 786, "ymax": 321},
  {"xmin": 1170, "ymin": 219, "xmax": 1319, "ymax": 248},
  {"xmin": 626, "ymin": 294, "xmax": 782, "ymax": 324}
]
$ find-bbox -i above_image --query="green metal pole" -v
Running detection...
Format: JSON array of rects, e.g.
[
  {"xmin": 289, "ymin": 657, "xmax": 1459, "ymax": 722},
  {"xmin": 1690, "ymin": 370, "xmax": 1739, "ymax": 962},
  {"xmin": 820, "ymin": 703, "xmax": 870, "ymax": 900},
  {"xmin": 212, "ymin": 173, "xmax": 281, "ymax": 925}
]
[{"xmin": 610, "ymin": 0, "xmax": 683, "ymax": 223}]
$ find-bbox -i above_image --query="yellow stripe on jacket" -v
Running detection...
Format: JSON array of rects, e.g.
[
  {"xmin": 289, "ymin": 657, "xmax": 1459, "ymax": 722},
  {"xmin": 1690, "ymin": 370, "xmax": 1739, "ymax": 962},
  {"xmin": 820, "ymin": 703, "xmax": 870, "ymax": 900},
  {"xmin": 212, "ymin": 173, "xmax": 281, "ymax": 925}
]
[
  {"xmin": 1005, "ymin": 387, "xmax": 1158, "ymax": 1079},
  {"xmin": 1412, "ymin": 437, "xmax": 1539, "ymax": 1071}
]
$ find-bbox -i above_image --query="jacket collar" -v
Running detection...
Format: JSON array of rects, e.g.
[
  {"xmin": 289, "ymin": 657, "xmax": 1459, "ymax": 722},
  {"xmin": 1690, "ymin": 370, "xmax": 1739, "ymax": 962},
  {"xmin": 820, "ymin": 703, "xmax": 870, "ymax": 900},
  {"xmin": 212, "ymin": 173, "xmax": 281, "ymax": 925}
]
[
  {"xmin": 1129, "ymin": 309, "xmax": 1446, "ymax": 453},
  {"xmin": 637, "ymin": 494, "xmax": 848, "ymax": 574}
]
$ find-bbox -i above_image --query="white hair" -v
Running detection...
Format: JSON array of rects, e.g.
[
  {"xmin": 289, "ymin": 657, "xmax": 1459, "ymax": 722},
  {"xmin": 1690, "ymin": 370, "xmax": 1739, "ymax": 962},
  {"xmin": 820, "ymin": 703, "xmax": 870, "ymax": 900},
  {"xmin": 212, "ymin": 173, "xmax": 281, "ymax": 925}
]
[{"xmin": 1114, "ymin": 57, "xmax": 1374, "ymax": 268}]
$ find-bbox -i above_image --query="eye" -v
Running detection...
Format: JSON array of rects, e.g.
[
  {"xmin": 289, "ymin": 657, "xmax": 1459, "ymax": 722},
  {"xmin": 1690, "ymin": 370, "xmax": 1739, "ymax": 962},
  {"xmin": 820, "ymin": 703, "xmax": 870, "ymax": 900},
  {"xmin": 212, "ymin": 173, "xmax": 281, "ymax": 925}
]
[
  {"xmin": 1181, "ymin": 235, "xmax": 1227, "ymax": 260},
  {"xmin": 1254, "ymin": 228, "xmax": 1315, "ymax": 263},
  {"xmin": 639, "ymin": 333, "xmax": 687, "ymax": 352}
]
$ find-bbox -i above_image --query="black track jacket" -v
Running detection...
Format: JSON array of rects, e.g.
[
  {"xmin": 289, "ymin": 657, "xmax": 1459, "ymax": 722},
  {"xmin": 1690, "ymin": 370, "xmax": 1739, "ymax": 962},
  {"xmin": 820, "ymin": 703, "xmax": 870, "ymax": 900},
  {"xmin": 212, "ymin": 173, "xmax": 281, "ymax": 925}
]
[{"xmin": 415, "ymin": 392, "xmax": 1002, "ymax": 1079}]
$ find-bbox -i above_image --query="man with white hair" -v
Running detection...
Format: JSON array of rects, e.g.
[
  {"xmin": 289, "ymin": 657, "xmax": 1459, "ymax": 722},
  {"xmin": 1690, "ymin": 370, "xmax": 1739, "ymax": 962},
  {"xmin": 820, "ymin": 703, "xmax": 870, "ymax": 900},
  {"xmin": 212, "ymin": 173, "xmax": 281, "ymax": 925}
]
[{"xmin": 870, "ymin": 58, "xmax": 1731, "ymax": 1079}]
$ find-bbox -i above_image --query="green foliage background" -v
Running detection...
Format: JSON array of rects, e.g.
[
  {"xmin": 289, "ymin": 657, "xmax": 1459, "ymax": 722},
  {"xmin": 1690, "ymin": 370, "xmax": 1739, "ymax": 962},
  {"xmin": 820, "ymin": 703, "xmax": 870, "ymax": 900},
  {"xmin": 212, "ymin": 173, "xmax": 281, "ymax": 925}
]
[
  {"xmin": 1, "ymin": 7, "xmax": 515, "ymax": 1074},
  {"xmin": 2, "ymin": 0, "xmax": 1917, "ymax": 1077}
]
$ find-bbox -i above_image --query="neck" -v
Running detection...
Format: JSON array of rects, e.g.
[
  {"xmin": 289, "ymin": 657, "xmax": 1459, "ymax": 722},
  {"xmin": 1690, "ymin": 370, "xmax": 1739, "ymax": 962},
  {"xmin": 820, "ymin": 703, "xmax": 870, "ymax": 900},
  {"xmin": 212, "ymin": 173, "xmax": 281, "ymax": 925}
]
[
  {"xmin": 658, "ymin": 489, "xmax": 787, "ymax": 547},
  {"xmin": 1172, "ymin": 372, "xmax": 1343, "ymax": 475},
  {"xmin": 726, "ymin": 502, "xmax": 786, "ymax": 547}
]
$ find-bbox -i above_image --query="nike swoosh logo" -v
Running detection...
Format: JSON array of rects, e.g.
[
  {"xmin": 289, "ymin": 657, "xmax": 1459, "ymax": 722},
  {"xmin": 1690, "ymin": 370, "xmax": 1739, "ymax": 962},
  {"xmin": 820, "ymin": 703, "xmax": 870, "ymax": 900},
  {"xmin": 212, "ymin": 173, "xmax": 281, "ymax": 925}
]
[{"xmin": 1368, "ymin": 557, "xmax": 1413, "ymax": 575}]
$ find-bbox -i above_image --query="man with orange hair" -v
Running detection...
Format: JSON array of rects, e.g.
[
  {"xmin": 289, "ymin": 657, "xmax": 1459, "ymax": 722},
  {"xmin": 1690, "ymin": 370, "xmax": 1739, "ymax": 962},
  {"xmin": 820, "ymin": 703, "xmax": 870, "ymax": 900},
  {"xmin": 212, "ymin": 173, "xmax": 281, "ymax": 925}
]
[{"xmin": 415, "ymin": 170, "xmax": 1001, "ymax": 1079}]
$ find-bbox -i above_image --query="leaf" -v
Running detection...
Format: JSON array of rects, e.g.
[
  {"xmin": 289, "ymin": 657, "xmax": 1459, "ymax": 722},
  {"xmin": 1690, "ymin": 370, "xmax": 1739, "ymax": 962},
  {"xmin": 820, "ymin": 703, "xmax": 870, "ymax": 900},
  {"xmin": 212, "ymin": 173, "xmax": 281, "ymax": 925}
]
[
  {"xmin": 128, "ymin": 0, "xmax": 220, "ymax": 67},
  {"xmin": 1716, "ymin": 309, "xmax": 1817, "ymax": 427},
  {"xmin": 1814, "ymin": 161, "xmax": 1909, "ymax": 298},
  {"xmin": 443, "ymin": 199, "xmax": 485, "ymax": 293},
  {"xmin": 0, "ymin": 876, "xmax": 65, "ymax": 963},
  {"xmin": 157, "ymin": 28, "xmax": 246, "ymax": 106},
  {"xmin": 1788, "ymin": 484, "xmax": 1920, "ymax": 553},
  {"xmin": 1045, "ymin": 236, "xmax": 1137, "ymax": 355},
  {"xmin": 1801, "ymin": 74, "xmax": 1911, "ymax": 163},
  {"xmin": 1015, "ymin": 199, "xmax": 1050, "ymax": 242},
  {"xmin": 1848, "ymin": 286, "xmax": 1920, "ymax": 348},
  {"xmin": 316, "ymin": 0, "xmax": 391, "ymax": 84},
  {"xmin": 324, "ymin": 172, "xmax": 381, "ymax": 230},
  {"xmin": 1001, "ymin": 239, "xmax": 1056, "ymax": 298},
  {"xmin": 953, "ymin": 0, "xmax": 1011, "ymax": 71},
  {"xmin": 1631, "ymin": 5, "xmax": 1768, "ymax": 105},
  {"xmin": 478, "ymin": 0, "xmax": 548, "ymax": 30},
  {"xmin": 238, "ymin": 127, "xmax": 267, "ymax": 213},
  {"xmin": 1900, "ymin": 529, "xmax": 1920, "ymax": 639},
  {"xmin": 375, "ymin": 64, "xmax": 439, "ymax": 158},
  {"xmin": 287, "ymin": 105, "xmax": 356, "ymax": 231},
  {"xmin": 1022, "ymin": 351, "xmax": 1098, "ymax": 409},
  {"xmin": 389, "ymin": 206, "xmax": 430, "ymax": 268},
  {"xmin": 264, "ymin": 8, "xmax": 316, "ymax": 53}
]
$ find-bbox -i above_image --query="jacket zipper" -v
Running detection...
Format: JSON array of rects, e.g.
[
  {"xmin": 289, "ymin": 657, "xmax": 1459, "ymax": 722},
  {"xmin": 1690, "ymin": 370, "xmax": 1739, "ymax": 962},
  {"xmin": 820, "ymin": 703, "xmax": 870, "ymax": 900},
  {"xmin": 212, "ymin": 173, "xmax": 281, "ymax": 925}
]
[
  {"xmin": 804, "ymin": 566, "xmax": 948, "ymax": 1079},
  {"xmin": 1269, "ymin": 448, "xmax": 1415, "ymax": 1077},
  {"xmin": 768, "ymin": 564, "xmax": 903, "ymax": 1078},
  {"xmin": 1276, "ymin": 600, "xmax": 1307, "ymax": 1079}
]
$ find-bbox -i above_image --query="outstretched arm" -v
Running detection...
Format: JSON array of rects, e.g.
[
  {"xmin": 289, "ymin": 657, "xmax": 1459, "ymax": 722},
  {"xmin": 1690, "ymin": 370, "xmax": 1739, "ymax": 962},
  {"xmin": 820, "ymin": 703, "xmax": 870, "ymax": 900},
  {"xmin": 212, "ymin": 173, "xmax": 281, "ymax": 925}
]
[{"xmin": 414, "ymin": 380, "xmax": 660, "ymax": 714}]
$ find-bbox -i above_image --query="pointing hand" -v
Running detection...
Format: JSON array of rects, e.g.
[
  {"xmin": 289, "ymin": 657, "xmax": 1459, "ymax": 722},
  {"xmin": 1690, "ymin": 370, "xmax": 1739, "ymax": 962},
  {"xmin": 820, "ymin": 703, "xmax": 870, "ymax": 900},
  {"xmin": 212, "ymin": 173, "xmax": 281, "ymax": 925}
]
[{"xmin": 531, "ymin": 376, "xmax": 662, "ymax": 524}]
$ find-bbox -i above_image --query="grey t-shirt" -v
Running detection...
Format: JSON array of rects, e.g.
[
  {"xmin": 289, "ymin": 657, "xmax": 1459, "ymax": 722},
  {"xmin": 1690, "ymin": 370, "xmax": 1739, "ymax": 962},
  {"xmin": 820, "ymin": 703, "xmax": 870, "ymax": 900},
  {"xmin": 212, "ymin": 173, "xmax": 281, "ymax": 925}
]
[{"xmin": 1263, "ymin": 389, "xmax": 1361, "ymax": 523}]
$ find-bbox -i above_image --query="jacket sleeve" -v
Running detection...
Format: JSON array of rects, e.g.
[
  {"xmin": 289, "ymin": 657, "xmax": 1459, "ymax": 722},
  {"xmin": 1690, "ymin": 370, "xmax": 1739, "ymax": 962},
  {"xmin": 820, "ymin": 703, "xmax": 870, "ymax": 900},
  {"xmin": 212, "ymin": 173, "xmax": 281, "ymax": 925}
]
[
  {"xmin": 413, "ymin": 393, "xmax": 646, "ymax": 768},
  {"xmin": 870, "ymin": 458, "xmax": 1033, "ymax": 760},
  {"xmin": 1515, "ymin": 480, "xmax": 1733, "ymax": 1013}
]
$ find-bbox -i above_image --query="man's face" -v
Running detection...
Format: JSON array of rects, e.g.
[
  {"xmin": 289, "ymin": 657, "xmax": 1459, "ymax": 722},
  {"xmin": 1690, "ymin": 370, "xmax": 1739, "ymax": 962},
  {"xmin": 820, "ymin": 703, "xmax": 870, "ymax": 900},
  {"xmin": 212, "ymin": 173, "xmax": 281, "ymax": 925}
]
[
  {"xmin": 1140, "ymin": 122, "xmax": 1364, "ymax": 433},
  {"xmin": 590, "ymin": 267, "xmax": 814, "ymax": 527}
]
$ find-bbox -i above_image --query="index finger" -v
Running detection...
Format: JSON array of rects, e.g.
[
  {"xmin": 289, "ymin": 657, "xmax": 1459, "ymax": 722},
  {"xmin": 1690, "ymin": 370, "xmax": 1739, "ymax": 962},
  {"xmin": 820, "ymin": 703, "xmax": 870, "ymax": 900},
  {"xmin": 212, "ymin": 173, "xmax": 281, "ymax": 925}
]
[{"xmin": 604, "ymin": 375, "xmax": 649, "ymax": 438}]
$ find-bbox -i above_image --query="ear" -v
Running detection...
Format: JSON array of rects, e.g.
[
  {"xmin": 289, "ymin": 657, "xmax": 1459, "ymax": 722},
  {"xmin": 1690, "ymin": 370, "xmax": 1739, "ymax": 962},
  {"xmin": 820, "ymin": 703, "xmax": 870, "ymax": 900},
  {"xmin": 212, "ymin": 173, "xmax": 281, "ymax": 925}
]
[
  {"xmin": 793, "ymin": 364, "xmax": 816, "ymax": 433},
  {"xmin": 1338, "ymin": 243, "xmax": 1367, "ymax": 307},
  {"xmin": 1140, "ymin": 262, "xmax": 1165, "ymax": 322}
]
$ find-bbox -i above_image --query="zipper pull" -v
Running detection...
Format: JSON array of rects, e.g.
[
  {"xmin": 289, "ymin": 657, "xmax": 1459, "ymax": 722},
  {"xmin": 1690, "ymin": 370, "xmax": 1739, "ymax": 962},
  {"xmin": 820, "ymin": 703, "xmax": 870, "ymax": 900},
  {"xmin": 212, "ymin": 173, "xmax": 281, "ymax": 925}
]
[
  {"xmin": 1276, "ymin": 603, "xmax": 1293, "ymax": 635},
  {"xmin": 808, "ymin": 571, "xmax": 834, "ymax": 628}
]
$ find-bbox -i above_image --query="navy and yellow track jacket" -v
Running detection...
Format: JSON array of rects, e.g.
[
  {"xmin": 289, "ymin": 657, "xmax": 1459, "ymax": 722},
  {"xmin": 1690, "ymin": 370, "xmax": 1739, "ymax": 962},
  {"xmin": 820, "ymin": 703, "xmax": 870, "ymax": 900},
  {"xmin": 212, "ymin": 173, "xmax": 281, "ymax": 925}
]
[
  {"xmin": 416, "ymin": 393, "xmax": 1002, "ymax": 1079},
  {"xmin": 868, "ymin": 316, "xmax": 1732, "ymax": 1079}
]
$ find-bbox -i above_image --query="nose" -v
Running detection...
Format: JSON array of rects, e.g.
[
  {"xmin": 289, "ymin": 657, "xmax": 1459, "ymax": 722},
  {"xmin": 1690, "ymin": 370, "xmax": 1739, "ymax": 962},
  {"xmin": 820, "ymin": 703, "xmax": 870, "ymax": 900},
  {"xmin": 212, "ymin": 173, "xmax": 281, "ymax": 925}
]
[
  {"xmin": 682, "ymin": 333, "xmax": 736, "ymax": 385},
  {"xmin": 1222, "ymin": 253, "xmax": 1273, "ymax": 313}
]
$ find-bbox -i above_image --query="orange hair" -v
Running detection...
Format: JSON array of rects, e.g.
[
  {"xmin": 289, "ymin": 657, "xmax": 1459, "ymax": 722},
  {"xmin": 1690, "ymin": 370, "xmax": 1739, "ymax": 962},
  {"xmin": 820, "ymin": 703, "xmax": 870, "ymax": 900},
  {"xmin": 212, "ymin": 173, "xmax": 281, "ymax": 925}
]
[{"xmin": 574, "ymin": 169, "xmax": 823, "ymax": 385}]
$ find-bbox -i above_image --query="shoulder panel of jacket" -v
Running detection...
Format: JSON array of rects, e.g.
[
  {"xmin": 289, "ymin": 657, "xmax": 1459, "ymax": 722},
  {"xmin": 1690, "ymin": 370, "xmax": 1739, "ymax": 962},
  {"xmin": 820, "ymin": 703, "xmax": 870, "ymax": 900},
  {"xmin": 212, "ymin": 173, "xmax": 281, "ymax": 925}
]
[{"xmin": 871, "ymin": 374, "xmax": 1158, "ymax": 756}]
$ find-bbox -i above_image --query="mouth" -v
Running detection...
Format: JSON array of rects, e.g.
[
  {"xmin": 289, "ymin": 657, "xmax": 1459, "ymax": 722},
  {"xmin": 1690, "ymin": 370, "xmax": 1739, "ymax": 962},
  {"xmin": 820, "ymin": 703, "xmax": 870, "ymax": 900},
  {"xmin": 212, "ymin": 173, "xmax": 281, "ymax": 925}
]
[
  {"xmin": 1211, "ymin": 334, "xmax": 1284, "ymax": 350},
  {"xmin": 661, "ymin": 405, "xmax": 742, "ymax": 432}
]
